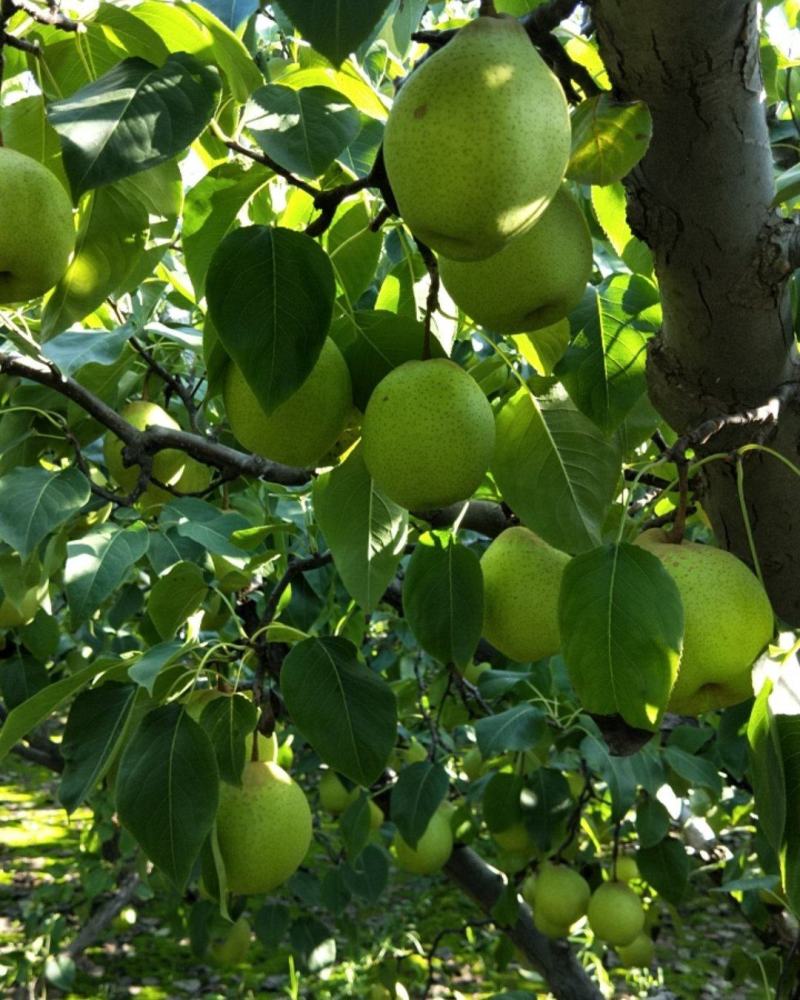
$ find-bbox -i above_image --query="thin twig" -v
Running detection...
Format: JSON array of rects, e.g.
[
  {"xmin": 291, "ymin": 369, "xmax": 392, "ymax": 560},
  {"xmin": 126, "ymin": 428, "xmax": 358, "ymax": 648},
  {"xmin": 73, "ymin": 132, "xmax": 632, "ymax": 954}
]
[
  {"xmin": 415, "ymin": 239, "xmax": 439, "ymax": 360},
  {"xmin": 129, "ymin": 335, "xmax": 201, "ymax": 433}
]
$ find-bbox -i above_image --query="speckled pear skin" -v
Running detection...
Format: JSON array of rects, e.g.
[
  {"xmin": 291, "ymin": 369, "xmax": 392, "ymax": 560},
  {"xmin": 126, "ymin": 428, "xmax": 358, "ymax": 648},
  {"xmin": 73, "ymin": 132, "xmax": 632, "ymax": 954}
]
[
  {"xmin": 439, "ymin": 187, "xmax": 593, "ymax": 333},
  {"xmin": 635, "ymin": 529, "xmax": 774, "ymax": 714},
  {"xmin": 383, "ymin": 16, "xmax": 570, "ymax": 261},
  {"xmin": 481, "ymin": 526, "xmax": 570, "ymax": 662},
  {"xmin": 361, "ymin": 358, "xmax": 495, "ymax": 510},
  {"xmin": 216, "ymin": 760, "xmax": 312, "ymax": 895},
  {"xmin": 223, "ymin": 338, "xmax": 352, "ymax": 468},
  {"xmin": 103, "ymin": 400, "xmax": 186, "ymax": 509},
  {"xmin": 0, "ymin": 147, "xmax": 74, "ymax": 304}
]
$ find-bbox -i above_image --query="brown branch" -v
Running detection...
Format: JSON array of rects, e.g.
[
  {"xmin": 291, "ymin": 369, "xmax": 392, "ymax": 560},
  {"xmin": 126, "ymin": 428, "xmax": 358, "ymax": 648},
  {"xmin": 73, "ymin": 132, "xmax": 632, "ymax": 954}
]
[
  {"xmin": 66, "ymin": 872, "xmax": 141, "ymax": 958},
  {"xmin": 444, "ymin": 846, "xmax": 603, "ymax": 1000},
  {"xmin": 0, "ymin": 350, "xmax": 311, "ymax": 487},
  {"xmin": 261, "ymin": 551, "xmax": 333, "ymax": 627},
  {"xmin": 224, "ymin": 137, "xmax": 318, "ymax": 197},
  {"xmin": 128, "ymin": 335, "xmax": 201, "ymax": 433},
  {"xmin": 10, "ymin": 741, "xmax": 63, "ymax": 772},
  {"xmin": 11, "ymin": 0, "xmax": 79, "ymax": 30},
  {"xmin": 1, "ymin": 29, "xmax": 38, "ymax": 53}
]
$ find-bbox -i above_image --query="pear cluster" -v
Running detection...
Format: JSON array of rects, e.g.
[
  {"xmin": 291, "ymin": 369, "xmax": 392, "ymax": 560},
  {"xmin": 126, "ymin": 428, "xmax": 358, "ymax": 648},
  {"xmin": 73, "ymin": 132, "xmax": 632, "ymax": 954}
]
[{"xmin": 384, "ymin": 17, "xmax": 590, "ymax": 335}]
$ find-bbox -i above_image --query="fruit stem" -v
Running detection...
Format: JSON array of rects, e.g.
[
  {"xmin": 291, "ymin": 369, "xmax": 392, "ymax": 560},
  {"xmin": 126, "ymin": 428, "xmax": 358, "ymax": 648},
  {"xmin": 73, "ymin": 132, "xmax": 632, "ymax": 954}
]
[
  {"xmin": 478, "ymin": 0, "xmax": 499, "ymax": 15},
  {"xmin": 664, "ymin": 459, "xmax": 689, "ymax": 544},
  {"xmin": 250, "ymin": 731, "xmax": 259, "ymax": 763}
]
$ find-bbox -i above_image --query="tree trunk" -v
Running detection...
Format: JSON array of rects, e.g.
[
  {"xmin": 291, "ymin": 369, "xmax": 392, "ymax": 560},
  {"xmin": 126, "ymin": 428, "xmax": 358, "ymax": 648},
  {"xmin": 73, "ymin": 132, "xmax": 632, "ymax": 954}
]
[
  {"xmin": 591, "ymin": 0, "xmax": 800, "ymax": 622},
  {"xmin": 445, "ymin": 846, "xmax": 603, "ymax": 1000}
]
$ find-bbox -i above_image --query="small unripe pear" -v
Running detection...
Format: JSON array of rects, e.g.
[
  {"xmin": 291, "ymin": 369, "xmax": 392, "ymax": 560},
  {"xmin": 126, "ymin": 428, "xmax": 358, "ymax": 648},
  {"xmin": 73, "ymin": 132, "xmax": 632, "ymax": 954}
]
[
  {"xmin": 0, "ymin": 147, "xmax": 75, "ymax": 303},
  {"xmin": 319, "ymin": 770, "xmax": 358, "ymax": 814},
  {"xmin": 481, "ymin": 526, "xmax": 570, "ymax": 661},
  {"xmin": 383, "ymin": 17, "xmax": 570, "ymax": 260},
  {"xmin": 439, "ymin": 187, "xmax": 593, "ymax": 333},
  {"xmin": 393, "ymin": 810, "xmax": 453, "ymax": 875},
  {"xmin": 533, "ymin": 862, "xmax": 590, "ymax": 927},
  {"xmin": 210, "ymin": 915, "xmax": 251, "ymax": 966},
  {"xmin": 533, "ymin": 909, "xmax": 570, "ymax": 939},
  {"xmin": 616, "ymin": 932, "xmax": 655, "ymax": 968},
  {"xmin": 587, "ymin": 881, "xmax": 645, "ymax": 946},
  {"xmin": 362, "ymin": 359, "xmax": 495, "ymax": 510},
  {"xmin": 492, "ymin": 821, "xmax": 535, "ymax": 855},
  {"xmin": 223, "ymin": 339, "xmax": 352, "ymax": 468},
  {"xmin": 615, "ymin": 855, "xmax": 640, "ymax": 883},
  {"xmin": 634, "ymin": 529, "xmax": 773, "ymax": 714},
  {"xmin": 216, "ymin": 760, "xmax": 312, "ymax": 894},
  {"xmin": 103, "ymin": 401, "xmax": 186, "ymax": 509}
]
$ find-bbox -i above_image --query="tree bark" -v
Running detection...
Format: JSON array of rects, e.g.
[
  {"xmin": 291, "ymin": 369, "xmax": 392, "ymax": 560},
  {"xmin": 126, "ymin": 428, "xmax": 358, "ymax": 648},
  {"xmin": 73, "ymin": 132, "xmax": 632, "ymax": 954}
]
[
  {"xmin": 445, "ymin": 846, "xmax": 603, "ymax": 1000},
  {"xmin": 591, "ymin": 0, "xmax": 800, "ymax": 622}
]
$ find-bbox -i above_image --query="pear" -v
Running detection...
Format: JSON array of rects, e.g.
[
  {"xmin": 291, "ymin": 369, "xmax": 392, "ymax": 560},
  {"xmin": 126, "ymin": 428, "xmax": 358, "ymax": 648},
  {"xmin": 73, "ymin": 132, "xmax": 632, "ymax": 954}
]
[
  {"xmin": 634, "ymin": 529, "xmax": 774, "ymax": 714},
  {"xmin": 216, "ymin": 760, "xmax": 312, "ymax": 894},
  {"xmin": 361, "ymin": 359, "xmax": 495, "ymax": 510},
  {"xmin": 533, "ymin": 910, "xmax": 571, "ymax": 938},
  {"xmin": 0, "ymin": 147, "xmax": 74, "ymax": 304},
  {"xmin": 223, "ymin": 338, "xmax": 352, "ymax": 468},
  {"xmin": 103, "ymin": 401, "xmax": 186, "ymax": 509},
  {"xmin": 616, "ymin": 932, "xmax": 655, "ymax": 968},
  {"xmin": 174, "ymin": 455, "xmax": 213, "ymax": 495},
  {"xmin": 615, "ymin": 855, "xmax": 640, "ymax": 883},
  {"xmin": 439, "ymin": 187, "xmax": 593, "ymax": 333},
  {"xmin": 480, "ymin": 526, "xmax": 570, "ymax": 662},
  {"xmin": 318, "ymin": 770, "xmax": 358, "ymax": 814},
  {"xmin": 383, "ymin": 17, "xmax": 570, "ymax": 260},
  {"xmin": 492, "ymin": 821, "xmax": 536, "ymax": 855},
  {"xmin": 0, "ymin": 581, "xmax": 50, "ymax": 628},
  {"xmin": 393, "ymin": 810, "xmax": 453, "ymax": 875},
  {"xmin": 533, "ymin": 861, "xmax": 590, "ymax": 927},
  {"xmin": 210, "ymin": 915, "xmax": 251, "ymax": 966},
  {"xmin": 587, "ymin": 881, "xmax": 645, "ymax": 947}
]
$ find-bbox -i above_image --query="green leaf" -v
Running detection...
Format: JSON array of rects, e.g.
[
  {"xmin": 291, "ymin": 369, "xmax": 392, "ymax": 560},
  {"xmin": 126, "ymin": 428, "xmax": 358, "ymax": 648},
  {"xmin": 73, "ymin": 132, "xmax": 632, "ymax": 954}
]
[
  {"xmin": 636, "ymin": 837, "xmax": 690, "ymax": 905},
  {"xmin": 281, "ymin": 636, "xmax": 396, "ymax": 785},
  {"xmin": 65, "ymin": 523, "xmax": 150, "ymax": 623},
  {"xmin": 197, "ymin": 693, "xmax": 258, "ymax": 786},
  {"xmin": 340, "ymin": 793, "xmax": 371, "ymax": 860},
  {"xmin": 773, "ymin": 162, "xmax": 800, "ymax": 207},
  {"xmin": 747, "ymin": 679, "xmax": 786, "ymax": 857},
  {"xmin": 581, "ymin": 730, "xmax": 638, "ymax": 821},
  {"xmin": 116, "ymin": 704, "xmax": 219, "ymax": 890},
  {"xmin": 327, "ymin": 202, "xmax": 383, "ymax": 305},
  {"xmin": 567, "ymin": 95, "xmax": 652, "ymax": 186},
  {"xmin": 390, "ymin": 761, "xmax": 449, "ymax": 850},
  {"xmin": 254, "ymin": 902, "xmax": 290, "ymax": 951},
  {"xmin": 127, "ymin": 640, "xmax": 186, "ymax": 693},
  {"xmin": 313, "ymin": 446, "xmax": 408, "ymax": 612},
  {"xmin": 39, "ymin": 327, "xmax": 134, "ymax": 376},
  {"xmin": 0, "ymin": 467, "xmax": 90, "ymax": 558},
  {"xmin": 402, "ymin": 532, "xmax": 483, "ymax": 668},
  {"xmin": 160, "ymin": 499, "xmax": 250, "ymax": 558},
  {"xmin": 206, "ymin": 226, "xmax": 335, "ymax": 415},
  {"xmin": 511, "ymin": 320, "xmax": 570, "ymax": 376},
  {"xmin": 591, "ymin": 183, "xmax": 653, "ymax": 276},
  {"xmin": 559, "ymin": 543, "xmax": 683, "ymax": 730},
  {"xmin": 47, "ymin": 53, "xmax": 220, "ymax": 200},
  {"xmin": 636, "ymin": 796, "xmax": 671, "ymax": 849},
  {"xmin": 492, "ymin": 389, "xmax": 621, "ymax": 553},
  {"xmin": 474, "ymin": 705, "xmax": 547, "ymax": 758},
  {"xmin": 245, "ymin": 84, "xmax": 360, "ymax": 180},
  {"xmin": 556, "ymin": 276, "xmax": 659, "ymax": 433},
  {"xmin": 275, "ymin": 0, "xmax": 393, "ymax": 67},
  {"xmin": 59, "ymin": 682, "xmax": 140, "ymax": 813},
  {"xmin": 340, "ymin": 844, "xmax": 388, "ymax": 902},
  {"xmin": 182, "ymin": 162, "xmax": 268, "ymax": 297},
  {"xmin": 147, "ymin": 562, "xmax": 208, "ymax": 640},
  {"xmin": 330, "ymin": 310, "xmax": 443, "ymax": 411},
  {"xmin": 662, "ymin": 746, "xmax": 722, "ymax": 796},
  {"xmin": 524, "ymin": 769, "xmax": 573, "ymax": 851},
  {"xmin": 483, "ymin": 772, "xmax": 524, "ymax": 833},
  {"xmin": 0, "ymin": 652, "xmax": 49, "ymax": 710},
  {"xmin": 0, "ymin": 661, "xmax": 100, "ymax": 763}
]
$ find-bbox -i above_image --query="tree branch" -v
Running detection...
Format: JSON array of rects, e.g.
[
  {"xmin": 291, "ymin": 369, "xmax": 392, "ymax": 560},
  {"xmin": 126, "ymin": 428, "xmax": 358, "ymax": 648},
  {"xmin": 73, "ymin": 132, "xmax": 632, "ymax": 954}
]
[
  {"xmin": 444, "ymin": 846, "xmax": 603, "ymax": 1000},
  {"xmin": 66, "ymin": 872, "xmax": 141, "ymax": 959},
  {"xmin": 12, "ymin": 0, "xmax": 79, "ymax": 30}
]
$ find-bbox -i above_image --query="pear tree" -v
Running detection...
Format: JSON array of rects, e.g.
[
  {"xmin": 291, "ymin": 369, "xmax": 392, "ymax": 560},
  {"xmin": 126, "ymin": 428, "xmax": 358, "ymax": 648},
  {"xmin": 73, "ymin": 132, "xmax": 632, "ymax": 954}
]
[{"xmin": 0, "ymin": 1, "xmax": 799, "ymax": 998}]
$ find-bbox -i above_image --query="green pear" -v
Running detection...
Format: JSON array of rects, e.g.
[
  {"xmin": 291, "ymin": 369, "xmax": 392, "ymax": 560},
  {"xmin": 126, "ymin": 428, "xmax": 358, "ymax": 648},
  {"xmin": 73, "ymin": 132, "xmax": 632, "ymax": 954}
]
[
  {"xmin": 0, "ymin": 147, "xmax": 75, "ymax": 304},
  {"xmin": 533, "ymin": 909, "xmax": 570, "ymax": 939},
  {"xmin": 492, "ymin": 821, "xmax": 536, "ymax": 855},
  {"xmin": 616, "ymin": 932, "xmax": 654, "ymax": 968},
  {"xmin": 368, "ymin": 799, "xmax": 385, "ymax": 831},
  {"xmin": 383, "ymin": 17, "xmax": 570, "ymax": 260},
  {"xmin": 533, "ymin": 861, "xmax": 590, "ymax": 927},
  {"xmin": 361, "ymin": 359, "xmax": 495, "ymax": 510},
  {"xmin": 521, "ymin": 872, "xmax": 537, "ymax": 906},
  {"xmin": 462, "ymin": 747, "xmax": 485, "ymax": 781},
  {"xmin": 393, "ymin": 810, "xmax": 454, "ymax": 875},
  {"xmin": 0, "ymin": 581, "xmax": 50, "ymax": 628},
  {"xmin": 460, "ymin": 661, "xmax": 491, "ymax": 685},
  {"xmin": 614, "ymin": 855, "xmax": 640, "ymax": 883},
  {"xmin": 587, "ymin": 881, "xmax": 645, "ymax": 946},
  {"xmin": 103, "ymin": 401, "xmax": 186, "ymax": 509},
  {"xmin": 210, "ymin": 915, "xmax": 251, "ymax": 966},
  {"xmin": 184, "ymin": 690, "xmax": 278, "ymax": 764},
  {"xmin": 439, "ymin": 187, "xmax": 593, "ymax": 333},
  {"xmin": 481, "ymin": 526, "xmax": 570, "ymax": 661},
  {"xmin": 174, "ymin": 455, "xmax": 213, "ymax": 495},
  {"xmin": 223, "ymin": 338, "xmax": 352, "ymax": 468},
  {"xmin": 318, "ymin": 770, "xmax": 358, "ymax": 814},
  {"xmin": 634, "ymin": 529, "xmax": 774, "ymax": 714},
  {"xmin": 404, "ymin": 738, "xmax": 428, "ymax": 764},
  {"xmin": 216, "ymin": 760, "xmax": 312, "ymax": 894}
]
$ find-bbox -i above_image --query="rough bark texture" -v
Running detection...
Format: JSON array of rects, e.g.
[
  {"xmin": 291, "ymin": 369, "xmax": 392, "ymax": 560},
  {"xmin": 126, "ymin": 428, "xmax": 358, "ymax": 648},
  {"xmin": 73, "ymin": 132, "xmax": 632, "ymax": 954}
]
[
  {"xmin": 445, "ymin": 846, "xmax": 603, "ymax": 1000},
  {"xmin": 591, "ymin": 0, "xmax": 800, "ymax": 622}
]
